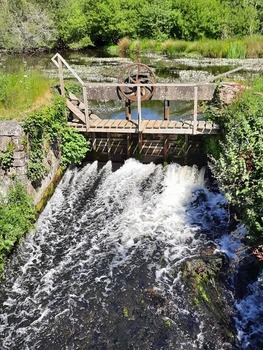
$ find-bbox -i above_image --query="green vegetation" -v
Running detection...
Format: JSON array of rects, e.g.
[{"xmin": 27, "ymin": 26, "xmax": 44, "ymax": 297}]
[
  {"xmin": 23, "ymin": 96, "xmax": 90, "ymax": 183},
  {"xmin": 116, "ymin": 35, "xmax": 263, "ymax": 58},
  {"xmin": 0, "ymin": 89, "xmax": 90, "ymax": 277},
  {"xmin": 0, "ymin": 0, "xmax": 262, "ymax": 53},
  {"xmin": 0, "ymin": 181, "xmax": 35, "ymax": 275},
  {"xmin": 0, "ymin": 143, "xmax": 14, "ymax": 170},
  {"xmin": 209, "ymin": 78, "xmax": 263, "ymax": 247},
  {"xmin": 0, "ymin": 70, "xmax": 51, "ymax": 120}
]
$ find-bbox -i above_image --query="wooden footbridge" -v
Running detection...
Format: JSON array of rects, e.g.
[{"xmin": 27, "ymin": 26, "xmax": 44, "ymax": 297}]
[{"xmin": 51, "ymin": 53, "xmax": 222, "ymax": 161}]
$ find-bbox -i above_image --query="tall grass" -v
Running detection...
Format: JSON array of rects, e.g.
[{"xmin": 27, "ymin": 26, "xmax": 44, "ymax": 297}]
[
  {"xmin": 0, "ymin": 70, "xmax": 51, "ymax": 121},
  {"xmin": 245, "ymin": 35, "xmax": 263, "ymax": 58},
  {"xmin": 116, "ymin": 35, "xmax": 263, "ymax": 58}
]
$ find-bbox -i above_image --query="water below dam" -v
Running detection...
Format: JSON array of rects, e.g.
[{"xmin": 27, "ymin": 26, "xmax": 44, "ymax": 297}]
[{"xmin": 1, "ymin": 160, "xmax": 262, "ymax": 349}]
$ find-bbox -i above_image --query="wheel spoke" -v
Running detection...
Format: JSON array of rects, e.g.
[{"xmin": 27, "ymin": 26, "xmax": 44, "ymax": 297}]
[{"xmin": 118, "ymin": 63, "xmax": 156, "ymax": 101}]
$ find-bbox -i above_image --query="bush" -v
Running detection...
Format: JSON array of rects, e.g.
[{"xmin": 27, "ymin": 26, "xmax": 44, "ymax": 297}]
[
  {"xmin": 209, "ymin": 83, "xmax": 263, "ymax": 246},
  {"xmin": 23, "ymin": 96, "xmax": 90, "ymax": 183},
  {"xmin": 0, "ymin": 181, "xmax": 35, "ymax": 275}
]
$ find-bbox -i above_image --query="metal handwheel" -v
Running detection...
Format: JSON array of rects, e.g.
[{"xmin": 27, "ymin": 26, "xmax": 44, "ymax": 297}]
[{"xmin": 118, "ymin": 63, "xmax": 156, "ymax": 102}]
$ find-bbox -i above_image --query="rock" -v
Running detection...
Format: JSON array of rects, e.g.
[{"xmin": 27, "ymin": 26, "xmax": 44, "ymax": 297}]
[
  {"xmin": 180, "ymin": 250, "xmax": 236, "ymax": 347},
  {"xmin": 219, "ymin": 82, "xmax": 248, "ymax": 105},
  {"xmin": 0, "ymin": 136, "xmax": 11, "ymax": 151},
  {"xmin": 11, "ymin": 136, "xmax": 24, "ymax": 151},
  {"xmin": 0, "ymin": 121, "xmax": 23, "ymax": 137}
]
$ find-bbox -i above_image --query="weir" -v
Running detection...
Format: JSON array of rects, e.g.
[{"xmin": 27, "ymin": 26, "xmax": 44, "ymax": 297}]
[{"xmin": 51, "ymin": 54, "xmax": 221, "ymax": 162}]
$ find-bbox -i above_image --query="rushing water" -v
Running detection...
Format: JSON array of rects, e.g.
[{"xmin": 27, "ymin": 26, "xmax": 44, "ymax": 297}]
[{"xmin": 0, "ymin": 160, "xmax": 238, "ymax": 349}]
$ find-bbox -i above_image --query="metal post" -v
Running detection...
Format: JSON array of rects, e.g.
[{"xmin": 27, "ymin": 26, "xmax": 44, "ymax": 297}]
[
  {"xmin": 137, "ymin": 85, "xmax": 142, "ymax": 132},
  {"xmin": 163, "ymin": 135, "xmax": 169, "ymax": 162},
  {"xmin": 184, "ymin": 134, "xmax": 189, "ymax": 163},
  {"xmin": 164, "ymin": 100, "xmax": 170, "ymax": 121},
  {"xmin": 58, "ymin": 57, "xmax": 65, "ymax": 97},
  {"xmin": 107, "ymin": 132, "xmax": 111, "ymax": 160},
  {"xmin": 83, "ymin": 86, "xmax": 89, "ymax": 132},
  {"xmin": 193, "ymin": 86, "xmax": 198, "ymax": 135},
  {"xmin": 92, "ymin": 132, "xmax": 96, "ymax": 152},
  {"xmin": 127, "ymin": 134, "xmax": 131, "ymax": 158},
  {"xmin": 125, "ymin": 100, "xmax": 131, "ymax": 121},
  {"xmin": 138, "ymin": 132, "xmax": 143, "ymax": 156}
]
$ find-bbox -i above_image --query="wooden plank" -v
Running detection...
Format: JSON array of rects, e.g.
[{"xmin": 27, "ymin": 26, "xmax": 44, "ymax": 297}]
[
  {"xmin": 164, "ymin": 121, "xmax": 175, "ymax": 129},
  {"xmin": 160, "ymin": 120, "xmax": 170, "ymax": 128},
  {"xmin": 205, "ymin": 122, "xmax": 213, "ymax": 130},
  {"xmin": 95, "ymin": 120, "xmax": 109, "ymax": 128},
  {"xmin": 124, "ymin": 121, "xmax": 135, "ymax": 129},
  {"xmin": 90, "ymin": 113, "xmax": 101, "ymax": 121},
  {"xmin": 146, "ymin": 120, "xmax": 157, "ymax": 129},
  {"xmin": 91, "ymin": 119, "xmax": 103, "ymax": 128},
  {"xmin": 104, "ymin": 120, "xmax": 114, "ymax": 128},
  {"xmin": 118, "ymin": 120, "xmax": 129, "ymax": 128},
  {"xmin": 153, "ymin": 120, "xmax": 163, "ymax": 129},
  {"xmin": 68, "ymin": 92, "xmax": 79, "ymax": 102},
  {"xmin": 110, "ymin": 120, "xmax": 122, "ymax": 128},
  {"xmin": 58, "ymin": 57, "xmax": 65, "ymax": 97},
  {"xmin": 66, "ymin": 100, "xmax": 85, "ymax": 123},
  {"xmin": 181, "ymin": 120, "xmax": 192, "ymax": 129}
]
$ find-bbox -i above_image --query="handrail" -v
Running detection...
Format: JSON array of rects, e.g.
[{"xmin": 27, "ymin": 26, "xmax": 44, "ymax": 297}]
[
  {"xmin": 51, "ymin": 54, "xmax": 214, "ymax": 135},
  {"xmin": 51, "ymin": 53, "xmax": 85, "ymax": 86},
  {"xmin": 84, "ymin": 82, "xmax": 214, "ymax": 87}
]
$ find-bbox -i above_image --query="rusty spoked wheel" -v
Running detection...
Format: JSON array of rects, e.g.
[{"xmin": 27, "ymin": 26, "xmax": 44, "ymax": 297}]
[{"xmin": 118, "ymin": 63, "xmax": 156, "ymax": 102}]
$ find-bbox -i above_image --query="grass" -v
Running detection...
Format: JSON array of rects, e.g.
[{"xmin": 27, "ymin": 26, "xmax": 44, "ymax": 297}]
[
  {"xmin": 0, "ymin": 69, "xmax": 52, "ymax": 121},
  {"xmin": 115, "ymin": 35, "xmax": 263, "ymax": 58}
]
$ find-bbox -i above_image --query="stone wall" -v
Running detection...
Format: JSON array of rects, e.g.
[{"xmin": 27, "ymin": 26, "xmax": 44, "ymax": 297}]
[
  {"xmin": 0, "ymin": 121, "xmax": 27, "ymax": 197},
  {"xmin": 0, "ymin": 121, "xmax": 61, "ymax": 205}
]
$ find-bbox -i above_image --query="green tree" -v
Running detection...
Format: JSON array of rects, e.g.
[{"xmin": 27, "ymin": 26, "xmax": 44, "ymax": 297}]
[
  {"xmin": 0, "ymin": 0, "xmax": 58, "ymax": 50},
  {"xmin": 172, "ymin": 0, "xmax": 226, "ymax": 40}
]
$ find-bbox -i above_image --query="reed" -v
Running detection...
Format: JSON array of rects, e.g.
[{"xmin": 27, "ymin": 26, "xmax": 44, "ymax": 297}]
[
  {"xmin": 118, "ymin": 37, "xmax": 131, "ymax": 54},
  {"xmin": 226, "ymin": 41, "xmax": 247, "ymax": 59},
  {"xmin": 161, "ymin": 40, "xmax": 189, "ymax": 57},
  {"xmin": 245, "ymin": 35, "xmax": 263, "ymax": 58},
  {"xmin": 120, "ymin": 36, "xmax": 263, "ymax": 58}
]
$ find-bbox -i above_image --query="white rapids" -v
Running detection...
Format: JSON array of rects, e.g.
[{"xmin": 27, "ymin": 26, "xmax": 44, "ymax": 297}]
[{"xmin": 0, "ymin": 159, "xmax": 248, "ymax": 349}]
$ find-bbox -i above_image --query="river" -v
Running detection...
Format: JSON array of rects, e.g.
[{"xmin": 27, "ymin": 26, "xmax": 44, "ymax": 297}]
[
  {"xmin": 0, "ymin": 160, "xmax": 237, "ymax": 349},
  {"xmin": 0, "ymin": 51, "xmax": 262, "ymax": 349}
]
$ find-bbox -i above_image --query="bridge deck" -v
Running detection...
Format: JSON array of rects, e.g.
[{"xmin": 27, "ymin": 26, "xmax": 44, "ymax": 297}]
[
  {"xmin": 68, "ymin": 118, "xmax": 219, "ymax": 135},
  {"xmin": 52, "ymin": 53, "xmax": 221, "ymax": 136}
]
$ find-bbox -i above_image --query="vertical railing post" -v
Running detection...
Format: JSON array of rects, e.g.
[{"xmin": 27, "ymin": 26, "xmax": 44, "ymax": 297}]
[
  {"xmin": 193, "ymin": 86, "xmax": 198, "ymax": 135},
  {"xmin": 125, "ymin": 100, "xmax": 131, "ymax": 121},
  {"xmin": 83, "ymin": 85, "xmax": 89, "ymax": 132},
  {"xmin": 137, "ymin": 85, "xmax": 142, "ymax": 132},
  {"xmin": 58, "ymin": 56, "xmax": 65, "ymax": 97},
  {"xmin": 164, "ymin": 100, "xmax": 170, "ymax": 121}
]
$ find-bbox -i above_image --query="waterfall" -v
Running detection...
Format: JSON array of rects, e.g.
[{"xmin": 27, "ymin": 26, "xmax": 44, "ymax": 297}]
[{"xmin": 0, "ymin": 160, "xmax": 238, "ymax": 349}]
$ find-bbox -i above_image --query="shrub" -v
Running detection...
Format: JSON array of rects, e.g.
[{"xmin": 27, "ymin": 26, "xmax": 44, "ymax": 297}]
[
  {"xmin": 0, "ymin": 181, "xmax": 35, "ymax": 275},
  {"xmin": 209, "ymin": 86, "xmax": 263, "ymax": 247},
  {"xmin": 23, "ymin": 96, "xmax": 90, "ymax": 183},
  {"xmin": 0, "ymin": 142, "xmax": 14, "ymax": 170},
  {"xmin": 118, "ymin": 37, "xmax": 131, "ymax": 54}
]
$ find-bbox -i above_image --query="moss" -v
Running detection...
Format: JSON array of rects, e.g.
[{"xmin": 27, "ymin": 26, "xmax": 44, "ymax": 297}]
[
  {"xmin": 122, "ymin": 306, "xmax": 135, "ymax": 320},
  {"xmin": 35, "ymin": 166, "xmax": 64, "ymax": 216},
  {"xmin": 181, "ymin": 255, "xmax": 223, "ymax": 307}
]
